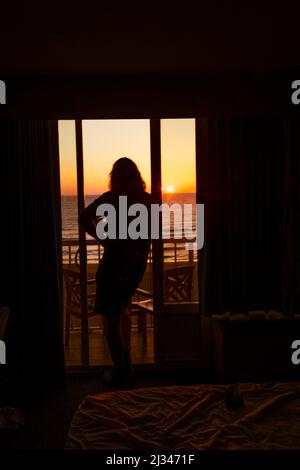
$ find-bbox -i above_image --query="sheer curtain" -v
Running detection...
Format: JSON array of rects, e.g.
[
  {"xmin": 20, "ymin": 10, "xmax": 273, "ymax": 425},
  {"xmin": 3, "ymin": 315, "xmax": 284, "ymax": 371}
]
[{"xmin": 0, "ymin": 120, "xmax": 65, "ymax": 389}]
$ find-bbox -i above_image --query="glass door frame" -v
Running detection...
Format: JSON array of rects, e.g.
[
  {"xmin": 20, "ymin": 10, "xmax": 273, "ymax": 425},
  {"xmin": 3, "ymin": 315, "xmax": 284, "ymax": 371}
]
[{"xmin": 73, "ymin": 117, "xmax": 204, "ymax": 367}]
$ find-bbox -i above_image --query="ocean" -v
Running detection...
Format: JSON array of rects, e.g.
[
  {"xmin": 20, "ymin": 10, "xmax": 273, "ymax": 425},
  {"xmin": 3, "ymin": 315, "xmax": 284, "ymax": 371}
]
[{"xmin": 61, "ymin": 193, "xmax": 197, "ymax": 263}]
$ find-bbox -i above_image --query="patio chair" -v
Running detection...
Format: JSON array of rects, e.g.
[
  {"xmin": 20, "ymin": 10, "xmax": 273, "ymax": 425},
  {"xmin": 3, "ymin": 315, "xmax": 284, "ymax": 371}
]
[
  {"xmin": 129, "ymin": 264, "xmax": 195, "ymax": 344},
  {"xmin": 63, "ymin": 268, "xmax": 103, "ymax": 347}
]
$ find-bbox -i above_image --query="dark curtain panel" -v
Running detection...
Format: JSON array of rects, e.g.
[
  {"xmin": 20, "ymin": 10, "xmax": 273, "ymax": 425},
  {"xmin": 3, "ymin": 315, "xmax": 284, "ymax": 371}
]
[
  {"xmin": 282, "ymin": 118, "xmax": 300, "ymax": 315},
  {"xmin": 198, "ymin": 118, "xmax": 284, "ymax": 315},
  {"xmin": 0, "ymin": 120, "xmax": 65, "ymax": 390}
]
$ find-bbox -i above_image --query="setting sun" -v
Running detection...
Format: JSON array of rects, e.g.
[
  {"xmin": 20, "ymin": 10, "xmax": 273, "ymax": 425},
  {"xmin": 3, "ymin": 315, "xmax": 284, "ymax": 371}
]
[{"xmin": 164, "ymin": 185, "xmax": 175, "ymax": 193}]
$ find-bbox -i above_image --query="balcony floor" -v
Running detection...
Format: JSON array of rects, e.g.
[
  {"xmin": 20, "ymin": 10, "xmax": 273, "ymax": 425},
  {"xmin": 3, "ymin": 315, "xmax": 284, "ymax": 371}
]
[{"xmin": 65, "ymin": 326, "xmax": 154, "ymax": 366}]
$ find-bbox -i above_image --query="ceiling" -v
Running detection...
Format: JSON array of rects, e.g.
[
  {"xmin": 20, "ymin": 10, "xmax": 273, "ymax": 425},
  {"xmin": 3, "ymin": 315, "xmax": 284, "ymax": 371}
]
[{"xmin": 1, "ymin": 3, "xmax": 300, "ymax": 78}]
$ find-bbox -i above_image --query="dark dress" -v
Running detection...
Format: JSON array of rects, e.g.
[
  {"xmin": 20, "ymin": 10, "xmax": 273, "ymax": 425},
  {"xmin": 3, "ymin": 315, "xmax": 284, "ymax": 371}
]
[{"xmin": 90, "ymin": 191, "xmax": 152, "ymax": 315}]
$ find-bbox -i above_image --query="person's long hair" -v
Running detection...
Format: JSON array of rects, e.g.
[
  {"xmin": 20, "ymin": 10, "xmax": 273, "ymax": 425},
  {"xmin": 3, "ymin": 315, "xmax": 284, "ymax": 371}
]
[{"xmin": 109, "ymin": 157, "xmax": 146, "ymax": 195}]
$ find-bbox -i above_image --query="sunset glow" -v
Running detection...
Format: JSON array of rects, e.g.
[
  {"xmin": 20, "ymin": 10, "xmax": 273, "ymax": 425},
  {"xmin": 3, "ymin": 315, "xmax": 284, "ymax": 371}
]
[{"xmin": 59, "ymin": 119, "xmax": 196, "ymax": 196}]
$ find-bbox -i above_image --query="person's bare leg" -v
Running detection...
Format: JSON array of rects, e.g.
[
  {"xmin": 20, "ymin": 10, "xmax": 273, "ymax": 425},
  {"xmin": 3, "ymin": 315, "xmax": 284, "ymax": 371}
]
[
  {"xmin": 121, "ymin": 308, "xmax": 131, "ymax": 351},
  {"xmin": 121, "ymin": 308, "xmax": 132, "ymax": 373},
  {"xmin": 105, "ymin": 315, "xmax": 125, "ymax": 376}
]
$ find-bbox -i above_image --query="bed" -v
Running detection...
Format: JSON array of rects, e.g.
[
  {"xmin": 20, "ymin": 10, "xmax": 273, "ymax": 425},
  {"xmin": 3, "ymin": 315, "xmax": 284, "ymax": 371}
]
[{"xmin": 66, "ymin": 382, "xmax": 300, "ymax": 450}]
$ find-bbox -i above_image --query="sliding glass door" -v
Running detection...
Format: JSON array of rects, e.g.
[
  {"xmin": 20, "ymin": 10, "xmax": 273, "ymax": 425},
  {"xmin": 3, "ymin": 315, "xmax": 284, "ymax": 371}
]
[
  {"xmin": 81, "ymin": 120, "xmax": 152, "ymax": 366},
  {"xmin": 156, "ymin": 119, "xmax": 201, "ymax": 365},
  {"xmin": 58, "ymin": 118, "xmax": 201, "ymax": 368},
  {"xmin": 59, "ymin": 119, "xmax": 153, "ymax": 367}
]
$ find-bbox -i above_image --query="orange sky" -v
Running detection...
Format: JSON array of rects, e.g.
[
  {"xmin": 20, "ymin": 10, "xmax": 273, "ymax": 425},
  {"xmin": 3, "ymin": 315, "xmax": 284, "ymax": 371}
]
[{"xmin": 58, "ymin": 119, "xmax": 196, "ymax": 195}]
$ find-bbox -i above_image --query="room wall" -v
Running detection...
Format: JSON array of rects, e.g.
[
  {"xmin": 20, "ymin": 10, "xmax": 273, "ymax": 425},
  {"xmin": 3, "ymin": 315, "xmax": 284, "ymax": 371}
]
[{"xmin": 0, "ymin": 75, "xmax": 298, "ymax": 119}]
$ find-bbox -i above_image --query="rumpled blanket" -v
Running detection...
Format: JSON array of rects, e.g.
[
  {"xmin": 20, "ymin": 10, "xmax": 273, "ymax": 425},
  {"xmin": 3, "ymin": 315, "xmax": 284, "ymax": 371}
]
[{"xmin": 66, "ymin": 382, "xmax": 300, "ymax": 450}]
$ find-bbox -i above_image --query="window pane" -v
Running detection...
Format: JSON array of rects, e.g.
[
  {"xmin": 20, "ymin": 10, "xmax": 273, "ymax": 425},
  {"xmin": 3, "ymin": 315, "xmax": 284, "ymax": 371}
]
[
  {"xmin": 82, "ymin": 119, "xmax": 153, "ymax": 365},
  {"xmin": 161, "ymin": 119, "xmax": 198, "ymax": 304},
  {"xmin": 59, "ymin": 120, "xmax": 82, "ymax": 366}
]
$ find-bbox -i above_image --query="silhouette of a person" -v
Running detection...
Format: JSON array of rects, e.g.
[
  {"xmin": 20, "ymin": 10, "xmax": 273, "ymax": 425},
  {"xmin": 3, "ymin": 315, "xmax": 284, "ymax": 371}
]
[{"xmin": 79, "ymin": 158, "xmax": 151, "ymax": 387}]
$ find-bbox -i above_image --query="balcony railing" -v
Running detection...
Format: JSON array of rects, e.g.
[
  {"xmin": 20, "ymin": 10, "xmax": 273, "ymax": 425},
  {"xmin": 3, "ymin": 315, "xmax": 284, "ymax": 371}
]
[{"xmin": 62, "ymin": 237, "xmax": 197, "ymax": 265}]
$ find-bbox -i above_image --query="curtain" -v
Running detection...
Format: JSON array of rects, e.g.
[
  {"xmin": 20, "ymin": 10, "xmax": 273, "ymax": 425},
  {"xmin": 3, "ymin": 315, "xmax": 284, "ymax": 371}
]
[
  {"xmin": 282, "ymin": 118, "xmax": 300, "ymax": 315},
  {"xmin": 0, "ymin": 120, "xmax": 65, "ymax": 389},
  {"xmin": 198, "ymin": 118, "xmax": 285, "ymax": 315}
]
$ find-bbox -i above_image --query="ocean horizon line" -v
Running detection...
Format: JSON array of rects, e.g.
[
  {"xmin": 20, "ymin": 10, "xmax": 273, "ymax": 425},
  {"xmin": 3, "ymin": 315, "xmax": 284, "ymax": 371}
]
[{"xmin": 61, "ymin": 191, "xmax": 196, "ymax": 197}]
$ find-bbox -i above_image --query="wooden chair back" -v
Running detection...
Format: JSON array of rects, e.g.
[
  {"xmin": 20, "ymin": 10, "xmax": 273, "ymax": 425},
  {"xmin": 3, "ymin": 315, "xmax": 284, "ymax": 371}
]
[{"xmin": 164, "ymin": 265, "xmax": 195, "ymax": 302}]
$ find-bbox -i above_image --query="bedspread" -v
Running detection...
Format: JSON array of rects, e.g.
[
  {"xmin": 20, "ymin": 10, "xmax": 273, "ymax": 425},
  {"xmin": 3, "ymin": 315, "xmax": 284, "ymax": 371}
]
[{"xmin": 66, "ymin": 382, "xmax": 300, "ymax": 450}]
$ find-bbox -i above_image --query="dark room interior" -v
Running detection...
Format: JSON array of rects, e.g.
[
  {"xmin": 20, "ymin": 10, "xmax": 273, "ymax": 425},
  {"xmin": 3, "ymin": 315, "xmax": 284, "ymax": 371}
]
[{"xmin": 0, "ymin": 3, "xmax": 300, "ymax": 460}]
